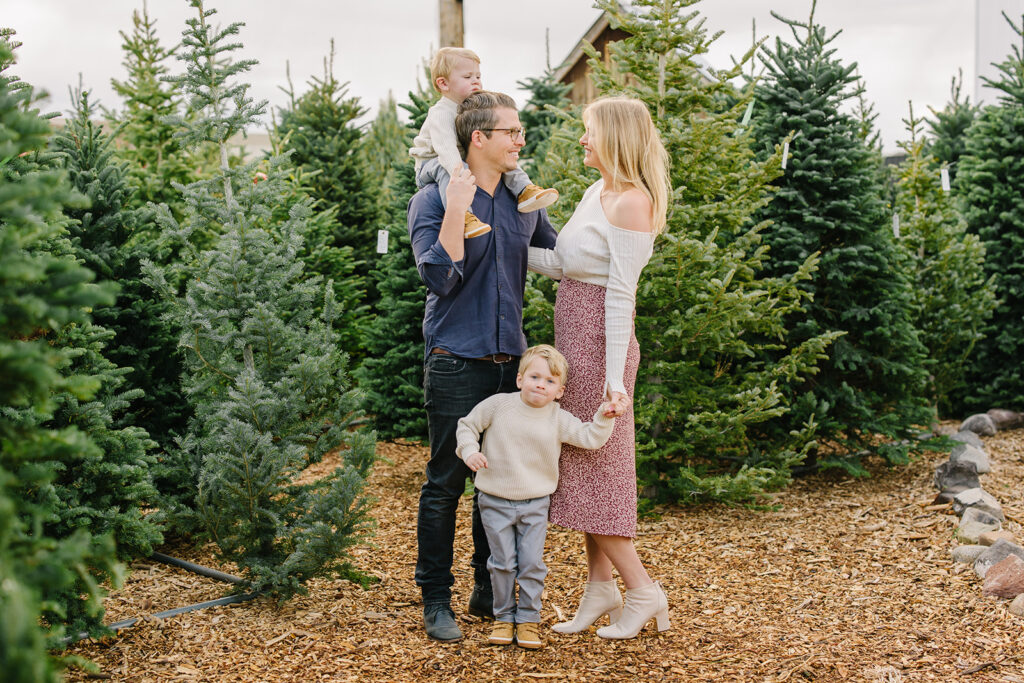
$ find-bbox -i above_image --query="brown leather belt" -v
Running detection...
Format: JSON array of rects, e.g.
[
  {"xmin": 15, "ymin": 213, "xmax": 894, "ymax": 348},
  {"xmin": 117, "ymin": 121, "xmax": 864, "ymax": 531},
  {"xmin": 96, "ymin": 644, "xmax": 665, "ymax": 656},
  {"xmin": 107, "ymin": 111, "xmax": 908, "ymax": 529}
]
[{"xmin": 431, "ymin": 348, "xmax": 517, "ymax": 364}]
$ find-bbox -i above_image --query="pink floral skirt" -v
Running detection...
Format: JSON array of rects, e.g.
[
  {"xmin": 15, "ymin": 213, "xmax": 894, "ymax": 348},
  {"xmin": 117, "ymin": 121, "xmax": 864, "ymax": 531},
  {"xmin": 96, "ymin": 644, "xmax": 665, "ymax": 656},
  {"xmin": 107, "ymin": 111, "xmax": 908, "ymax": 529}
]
[{"xmin": 549, "ymin": 278, "xmax": 639, "ymax": 538}]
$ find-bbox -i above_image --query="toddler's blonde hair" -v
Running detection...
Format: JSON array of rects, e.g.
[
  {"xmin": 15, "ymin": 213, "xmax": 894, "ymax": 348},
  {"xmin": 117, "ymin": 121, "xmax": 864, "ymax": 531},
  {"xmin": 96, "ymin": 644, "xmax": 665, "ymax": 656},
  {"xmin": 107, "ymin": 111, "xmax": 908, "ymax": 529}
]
[
  {"xmin": 518, "ymin": 344, "xmax": 568, "ymax": 386},
  {"xmin": 430, "ymin": 47, "xmax": 481, "ymax": 93}
]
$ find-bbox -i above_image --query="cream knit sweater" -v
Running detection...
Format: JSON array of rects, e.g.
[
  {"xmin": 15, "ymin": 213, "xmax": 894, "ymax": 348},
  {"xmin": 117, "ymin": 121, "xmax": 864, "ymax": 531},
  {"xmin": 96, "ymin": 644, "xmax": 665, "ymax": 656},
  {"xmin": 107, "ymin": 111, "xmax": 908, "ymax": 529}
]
[
  {"xmin": 409, "ymin": 96, "xmax": 462, "ymax": 175},
  {"xmin": 528, "ymin": 179, "xmax": 655, "ymax": 397},
  {"xmin": 456, "ymin": 392, "xmax": 615, "ymax": 500}
]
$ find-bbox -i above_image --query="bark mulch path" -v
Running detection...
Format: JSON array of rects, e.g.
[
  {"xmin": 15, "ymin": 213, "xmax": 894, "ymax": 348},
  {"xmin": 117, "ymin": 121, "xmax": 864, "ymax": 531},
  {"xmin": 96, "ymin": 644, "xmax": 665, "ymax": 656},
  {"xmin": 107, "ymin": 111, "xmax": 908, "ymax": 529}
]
[{"xmin": 68, "ymin": 429, "xmax": 1024, "ymax": 682}]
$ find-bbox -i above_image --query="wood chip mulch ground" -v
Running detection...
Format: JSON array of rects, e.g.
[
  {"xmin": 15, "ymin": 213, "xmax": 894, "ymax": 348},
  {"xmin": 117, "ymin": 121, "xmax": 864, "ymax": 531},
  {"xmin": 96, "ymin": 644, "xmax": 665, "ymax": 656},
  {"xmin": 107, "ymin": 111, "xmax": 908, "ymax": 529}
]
[{"xmin": 67, "ymin": 427, "xmax": 1024, "ymax": 682}]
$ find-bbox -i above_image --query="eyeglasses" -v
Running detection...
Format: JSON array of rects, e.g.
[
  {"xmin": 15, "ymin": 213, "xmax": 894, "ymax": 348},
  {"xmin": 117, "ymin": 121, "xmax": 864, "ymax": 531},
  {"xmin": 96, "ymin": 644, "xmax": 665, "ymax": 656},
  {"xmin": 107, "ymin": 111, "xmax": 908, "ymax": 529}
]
[{"xmin": 481, "ymin": 127, "xmax": 526, "ymax": 140}]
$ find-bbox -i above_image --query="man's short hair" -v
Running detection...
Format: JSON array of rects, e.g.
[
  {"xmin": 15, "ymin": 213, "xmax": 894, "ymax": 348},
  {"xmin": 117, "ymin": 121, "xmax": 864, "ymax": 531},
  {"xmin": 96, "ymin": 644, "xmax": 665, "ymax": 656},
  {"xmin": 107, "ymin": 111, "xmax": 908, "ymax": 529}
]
[
  {"xmin": 518, "ymin": 344, "xmax": 568, "ymax": 386},
  {"xmin": 456, "ymin": 91, "xmax": 517, "ymax": 156},
  {"xmin": 430, "ymin": 47, "xmax": 480, "ymax": 93}
]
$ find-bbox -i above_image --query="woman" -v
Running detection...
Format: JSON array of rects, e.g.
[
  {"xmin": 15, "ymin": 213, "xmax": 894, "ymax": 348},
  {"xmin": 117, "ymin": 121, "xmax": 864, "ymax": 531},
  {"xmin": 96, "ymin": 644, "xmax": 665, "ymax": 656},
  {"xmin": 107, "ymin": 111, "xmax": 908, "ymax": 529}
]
[{"xmin": 528, "ymin": 96, "xmax": 670, "ymax": 640}]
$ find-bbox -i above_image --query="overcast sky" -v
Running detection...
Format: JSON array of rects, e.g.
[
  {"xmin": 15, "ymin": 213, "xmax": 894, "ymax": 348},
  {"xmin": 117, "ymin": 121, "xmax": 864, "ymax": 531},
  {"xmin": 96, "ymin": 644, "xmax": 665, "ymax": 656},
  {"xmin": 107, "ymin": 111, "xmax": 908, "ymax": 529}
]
[{"xmin": 2, "ymin": 1, "xmax": 1022, "ymax": 153}]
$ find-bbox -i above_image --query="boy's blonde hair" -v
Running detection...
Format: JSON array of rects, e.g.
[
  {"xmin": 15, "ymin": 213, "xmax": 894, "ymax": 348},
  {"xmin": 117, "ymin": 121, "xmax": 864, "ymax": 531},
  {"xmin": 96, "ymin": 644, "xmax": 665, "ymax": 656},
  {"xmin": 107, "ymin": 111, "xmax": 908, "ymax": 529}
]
[
  {"xmin": 518, "ymin": 344, "xmax": 568, "ymax": 386},
  {"xmin": 430, "ymin": 47, "xmax": 481, "ymax": 93},
  {"xmin": 583, "ymin": 96, "xmax": 670, "ymax": 234}
]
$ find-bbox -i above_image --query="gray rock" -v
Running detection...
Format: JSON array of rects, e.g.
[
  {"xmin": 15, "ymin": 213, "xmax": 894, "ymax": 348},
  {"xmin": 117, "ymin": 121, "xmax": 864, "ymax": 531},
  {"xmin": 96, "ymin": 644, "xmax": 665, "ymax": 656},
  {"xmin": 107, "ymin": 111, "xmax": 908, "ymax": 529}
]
[
  {"xmin": 973, "ymin": 539, "xmax": 1024, "ymax": 579},
  {"xmin": 955, "ymin": 521, "xmax": 1001, "ymax": 544},
  {"xmin": 952, "ymin": 488, "xmax": 1005, "ymax": 522},
  {"xmin": 952, "ymin": 545, "xmax": 988, "ymax": 564},
  {"xmin": 1010, "ymin": 594, "xmax": 1024, "ymax": 617},
  {"xmin": 986, "ymin": 408, "xmax": 1024, "ymax": 430},
  {"xmin": 950, "ymin": 430, "xmax": 984, "ymax": 449},
  {"xmin": 934, "ymin": 458, "xmax": 980, "ymax": 492},
  {"xmin": 960, "ymin": 413, "xmax": 997, "ymax": 436},
  {"xmin": 961, "ymin": 507, "xmax": 1002, "ymax": 528},
  {"xmin": 932, "ymin": 490, "xmax": 958, "ymax": 505},
  {"xmin": 950, "ymin": 443, "xmax": 991, "ymax": 475},
  {"xmin": 982, "ymin": 555, "xmax": 1024, "ymax": 598}
]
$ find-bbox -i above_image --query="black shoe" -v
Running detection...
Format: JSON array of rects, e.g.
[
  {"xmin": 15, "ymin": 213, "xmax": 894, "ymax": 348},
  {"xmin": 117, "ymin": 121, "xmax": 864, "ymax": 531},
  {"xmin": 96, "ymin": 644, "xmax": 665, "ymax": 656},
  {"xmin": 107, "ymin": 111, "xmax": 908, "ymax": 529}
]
[
  {"xmin": 423, "ymin": 603, "xmax": 463, "ymax": 642},
  {"xmin": 468, "ymin": 584, "xmax": 494, "ymax": 620}
]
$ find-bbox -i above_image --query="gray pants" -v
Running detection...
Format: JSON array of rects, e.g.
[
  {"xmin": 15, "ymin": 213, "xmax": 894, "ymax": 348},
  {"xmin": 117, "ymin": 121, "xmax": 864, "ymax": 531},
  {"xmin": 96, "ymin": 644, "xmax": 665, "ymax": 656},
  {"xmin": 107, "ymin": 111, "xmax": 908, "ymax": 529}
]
[
  {"xmin": 477, "ymin": 492, "xmax": 549, "ymax": 623},
  {"xmin": 416, "ymin": 158, "xmax": 531, "ymax": 208}
]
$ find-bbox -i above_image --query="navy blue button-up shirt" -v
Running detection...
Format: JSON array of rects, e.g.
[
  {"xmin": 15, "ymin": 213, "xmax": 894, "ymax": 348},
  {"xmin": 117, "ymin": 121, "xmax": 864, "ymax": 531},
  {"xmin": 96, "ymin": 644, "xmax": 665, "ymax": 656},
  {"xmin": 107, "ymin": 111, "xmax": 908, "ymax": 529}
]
[{"xmin": 408, "ymin": 181, "xmax": 558, "ymax": 361}]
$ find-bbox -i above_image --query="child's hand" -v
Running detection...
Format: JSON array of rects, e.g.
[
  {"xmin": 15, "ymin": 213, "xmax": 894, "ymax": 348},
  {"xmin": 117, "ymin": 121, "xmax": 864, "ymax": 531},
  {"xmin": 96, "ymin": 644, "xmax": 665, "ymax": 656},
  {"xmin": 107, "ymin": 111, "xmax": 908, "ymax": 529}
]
[
  {"xmin": 600, "ymin": 401, "xmax": 618, "ymax": 418},
  {"xmin": 465, "ymin": 452, "xmax": 488, "ymax": 472}
]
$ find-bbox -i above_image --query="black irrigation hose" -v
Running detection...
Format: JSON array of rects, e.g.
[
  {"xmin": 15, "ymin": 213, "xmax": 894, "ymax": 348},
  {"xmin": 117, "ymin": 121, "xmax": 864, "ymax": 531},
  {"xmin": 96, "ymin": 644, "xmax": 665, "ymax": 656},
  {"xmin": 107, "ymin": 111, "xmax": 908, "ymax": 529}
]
[
  {"xmin": 149, "ymin": 551, "xmax": 245, "ymax": 584},
  {"xmin": 61, "ymin": 554, "xmax": 254, "ymax": 646},
  {"xmin": 62, "ymin": 592, "xmax": 261, "ymax": 646}
]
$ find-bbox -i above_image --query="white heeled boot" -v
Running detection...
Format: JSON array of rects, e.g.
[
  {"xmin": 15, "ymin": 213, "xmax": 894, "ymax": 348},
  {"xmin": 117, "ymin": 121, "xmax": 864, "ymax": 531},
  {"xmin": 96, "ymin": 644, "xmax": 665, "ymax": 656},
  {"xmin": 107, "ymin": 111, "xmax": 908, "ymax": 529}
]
[
  {"xmin": 551, "ymin": 580, "xmax": 623, "ymax": 633},
  {"xmin": 596, "ymin": 581, "xmax": 669, "ymax": 639}
]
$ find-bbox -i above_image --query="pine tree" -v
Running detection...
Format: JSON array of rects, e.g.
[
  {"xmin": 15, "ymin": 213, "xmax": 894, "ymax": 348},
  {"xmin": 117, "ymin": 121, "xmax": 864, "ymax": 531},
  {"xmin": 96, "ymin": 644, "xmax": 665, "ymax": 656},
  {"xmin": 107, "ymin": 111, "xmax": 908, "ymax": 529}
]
[
  {"xmin": 107, "ymin": 4, "xmax": 198, "ymax": 219},
  {"xmin": 56, "ymin": 85, "xmax": 187, "ymax": 448},
  {"xmin": 145, "ymin": 0, "xmax": 376, "ymax": 595},
  {"xmin": 354, "ymin": 84, "xmax": 432, "ymax": 442},
  {"xmin": 956, "ymin": 12, "xmax": 1024, "ymax": 409},
  {"xmin": 751, "ymin": 4, "xmax": 931, "ymax": 474},
  {"xmin": 927, "ymin": 70, "xmax": 978, "ymax": 184},
  {"xmin": 530, "ymin": 1, "xmax": 838, "ymax": 503},
  {"xmin": 360, "ymin": 93, "xmax": 408, "ymax": 215},
  {"xmin": 49, "ymin": 86, "xmax": 164, "ymax": 562},
  {"xmin": 892, "ymin": 104, "xmax": 995, "ymax": 418},
  {"xmin": 276, "ymin": 42, "xmax": 379, "ymax": 280},
  {"xmin": 0, "ymin": 35, "xmax": 121, "ymax": 671},
  {"xmin": 516, "ymin": 41, "xmax": 573, "ymax": 163}
]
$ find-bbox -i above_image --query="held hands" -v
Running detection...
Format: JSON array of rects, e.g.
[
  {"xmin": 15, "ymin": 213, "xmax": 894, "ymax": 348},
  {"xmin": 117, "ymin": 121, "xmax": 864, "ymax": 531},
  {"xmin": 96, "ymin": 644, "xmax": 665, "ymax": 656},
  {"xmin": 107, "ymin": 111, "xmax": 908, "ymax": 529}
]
[
  {"xmin": 602, "ymin": 391, "xmax": 632, "ymax": 418},
  {"xmin": 465, "ymin": 452, "xmax": 488, "ymax": 472},
  {"xmin": 446, "ymin": 166, "xmax": 478, "ymax": 215}
]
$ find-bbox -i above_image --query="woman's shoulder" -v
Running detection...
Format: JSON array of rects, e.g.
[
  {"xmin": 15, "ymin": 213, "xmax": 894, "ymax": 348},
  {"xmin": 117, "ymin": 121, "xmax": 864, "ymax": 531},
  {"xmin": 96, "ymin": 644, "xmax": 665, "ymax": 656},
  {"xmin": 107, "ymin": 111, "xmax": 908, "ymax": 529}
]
[{"xmin": 603, "ymin": 187, "xmax": 653, "ymax": 234}]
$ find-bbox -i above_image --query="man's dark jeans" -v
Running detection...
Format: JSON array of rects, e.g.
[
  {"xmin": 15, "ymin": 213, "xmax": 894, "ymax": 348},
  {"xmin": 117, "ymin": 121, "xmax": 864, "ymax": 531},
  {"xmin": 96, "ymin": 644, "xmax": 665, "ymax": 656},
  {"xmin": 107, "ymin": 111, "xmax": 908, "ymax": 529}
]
[{"xmin": 416, "ymin": 353, "xmax": 519, "ymax": 606}]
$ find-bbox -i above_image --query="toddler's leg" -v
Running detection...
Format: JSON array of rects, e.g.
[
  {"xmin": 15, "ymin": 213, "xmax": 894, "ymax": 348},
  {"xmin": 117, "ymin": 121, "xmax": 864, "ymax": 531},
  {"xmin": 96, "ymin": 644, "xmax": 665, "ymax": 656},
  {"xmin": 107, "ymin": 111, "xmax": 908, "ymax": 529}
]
[
  {"xmin": 418, "ymin": 158, "xmax": 450, "ymax": 209},
  {"xmin": 506, "ymin": 168, "xmax": 559, "ymax": 213},
  {"xmin": 478, "ymin": 493, "xmax": 518, "ymax": 627},
  {"xmin": 513, "ymin": 496, "xmax": 549, "ymax": 624},
  {"xmin": 424, "ymin": 158, "xmax": 491, "ymax": 238}
]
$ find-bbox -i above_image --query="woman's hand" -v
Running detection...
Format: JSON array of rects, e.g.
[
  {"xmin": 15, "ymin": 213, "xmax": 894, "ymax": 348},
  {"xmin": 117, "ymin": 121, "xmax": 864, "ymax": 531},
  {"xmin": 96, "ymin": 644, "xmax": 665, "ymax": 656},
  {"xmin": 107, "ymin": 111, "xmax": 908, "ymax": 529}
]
[{"xmin": 603, "ymin": 391, "xmax": 632, "ymax": 417}]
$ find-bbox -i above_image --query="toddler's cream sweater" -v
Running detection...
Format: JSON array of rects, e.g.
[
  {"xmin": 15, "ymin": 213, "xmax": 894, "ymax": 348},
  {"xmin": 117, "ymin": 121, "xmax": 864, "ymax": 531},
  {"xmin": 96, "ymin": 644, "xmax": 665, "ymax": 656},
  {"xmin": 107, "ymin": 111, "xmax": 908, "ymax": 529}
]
[{"xmin": 456, "ymin": 392, "xmax": 615, "ymax": 500}]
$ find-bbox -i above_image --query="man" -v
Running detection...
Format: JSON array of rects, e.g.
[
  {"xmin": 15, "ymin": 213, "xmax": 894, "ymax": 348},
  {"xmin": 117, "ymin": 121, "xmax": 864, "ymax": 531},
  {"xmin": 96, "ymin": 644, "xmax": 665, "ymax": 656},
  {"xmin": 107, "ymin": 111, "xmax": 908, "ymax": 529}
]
[{"xmin": 408, "ymin": 91, "xmax": 558, "ymax": 642}]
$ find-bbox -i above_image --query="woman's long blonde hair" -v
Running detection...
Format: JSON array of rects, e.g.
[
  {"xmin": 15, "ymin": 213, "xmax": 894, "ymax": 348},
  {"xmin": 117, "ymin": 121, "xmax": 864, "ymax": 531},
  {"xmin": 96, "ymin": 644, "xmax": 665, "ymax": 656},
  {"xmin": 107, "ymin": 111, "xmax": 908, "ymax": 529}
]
[{"xmin": 583, "ymin": 96, "xmax": 670, "ymax": 234}]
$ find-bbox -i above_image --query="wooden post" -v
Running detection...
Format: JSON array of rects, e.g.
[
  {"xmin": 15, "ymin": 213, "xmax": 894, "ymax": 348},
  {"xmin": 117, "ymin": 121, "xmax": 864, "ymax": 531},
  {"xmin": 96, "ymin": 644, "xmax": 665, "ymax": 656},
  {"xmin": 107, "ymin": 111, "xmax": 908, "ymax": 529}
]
[{"xmin": 440, "ymin": 0, "xmax": 464, "ymax": 47}]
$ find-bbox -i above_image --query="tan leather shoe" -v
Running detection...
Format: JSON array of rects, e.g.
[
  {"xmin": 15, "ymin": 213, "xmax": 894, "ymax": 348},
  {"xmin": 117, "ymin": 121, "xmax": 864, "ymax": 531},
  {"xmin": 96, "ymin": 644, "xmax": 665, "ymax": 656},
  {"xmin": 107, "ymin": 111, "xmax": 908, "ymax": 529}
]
[
  {"xmin": 515, "ymin": 622, "xmax": 543, "ymax": 649},
  {"xmin": 517, "ymin": 184, "xmax": 559, "ymax": 213},
  {"xmin": 488, "ymin": 621, "xmax": 515, "ymax": 645},
  {"xmin": 464, "ymin": 211, "xmax": 492, "ymax": 238}
]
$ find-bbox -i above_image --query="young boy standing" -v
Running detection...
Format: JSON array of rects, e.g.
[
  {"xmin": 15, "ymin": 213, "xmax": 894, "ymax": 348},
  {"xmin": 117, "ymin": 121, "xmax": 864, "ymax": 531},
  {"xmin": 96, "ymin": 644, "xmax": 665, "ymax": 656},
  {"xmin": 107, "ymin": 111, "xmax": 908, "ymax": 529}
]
[
  {"xmin": 410, "ymin": 47, "xmax": 558, "ymax": 238},
  {"xmin": 456, "ymin": 345, "xmax": 615, "ymax": 649}
]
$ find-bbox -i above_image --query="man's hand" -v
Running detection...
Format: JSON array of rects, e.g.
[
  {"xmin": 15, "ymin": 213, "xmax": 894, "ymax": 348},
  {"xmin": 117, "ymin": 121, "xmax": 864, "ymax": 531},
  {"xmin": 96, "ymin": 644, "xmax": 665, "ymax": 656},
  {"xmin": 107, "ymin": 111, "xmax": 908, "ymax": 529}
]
[
  {"xmin": 446, "ymin": 166, "xmax": 477, "ymax": 215},
  {"xmin": 464, "ymin": 452, "xmax": 488, "ymax": 472}
]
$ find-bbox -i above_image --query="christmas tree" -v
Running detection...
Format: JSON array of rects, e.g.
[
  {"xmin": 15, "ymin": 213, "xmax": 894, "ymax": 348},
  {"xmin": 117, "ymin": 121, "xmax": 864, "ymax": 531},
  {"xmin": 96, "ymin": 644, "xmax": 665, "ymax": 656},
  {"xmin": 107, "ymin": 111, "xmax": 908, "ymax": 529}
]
[
  {"xmin": 275, "ymin": 42, "xmax": 379, "ymax": 283},
  {"xmin": 954, "ymin": 12, "xmax": 1024, "ymax": 409},
  {"xmin": 354, "ymin": 80, "xmax": 433, "ymax": 442},
  {"xmin": 108, "ymin": 4, "xmax": 202, "ymax": 219},
  {"xmin": 145, "ymin": 0, "xmax": 376, "ymax": 594},
  {"xmin": 360, "ymin": 93, "xmax": 408, "ymax": 215},
  {"xmin": 532, "ymin": 0, "xmax": 837, "ymax": 503},
  {"xmin": 0, "ymin": 34, "xmax": 121, "ymax": 672},
  {"xmin": 892, "ymin": 104, "xmax": 995, "ymax": 417},
  {"xmin": 927, "ymin": 70, "xmax": 978, "ymax": 185},
  {"xmin": 49, "ymin": 86, "xmax": 164, "ymax": 561},
  {"xmin": 516, "ymin": 31, "xmax": 573, "ymax": 164},
  {"xmin": 752, "ymin": 4, "xmax": 931, "ymax": 473}
]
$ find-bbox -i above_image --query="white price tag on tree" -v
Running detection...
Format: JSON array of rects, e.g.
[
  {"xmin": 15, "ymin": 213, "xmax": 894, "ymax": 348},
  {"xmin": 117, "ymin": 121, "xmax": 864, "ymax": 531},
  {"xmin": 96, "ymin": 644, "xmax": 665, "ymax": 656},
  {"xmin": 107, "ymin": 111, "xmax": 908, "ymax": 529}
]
[{"xmin": 376, "ymin": 229, "xmax": 389, "ymax": 254}]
